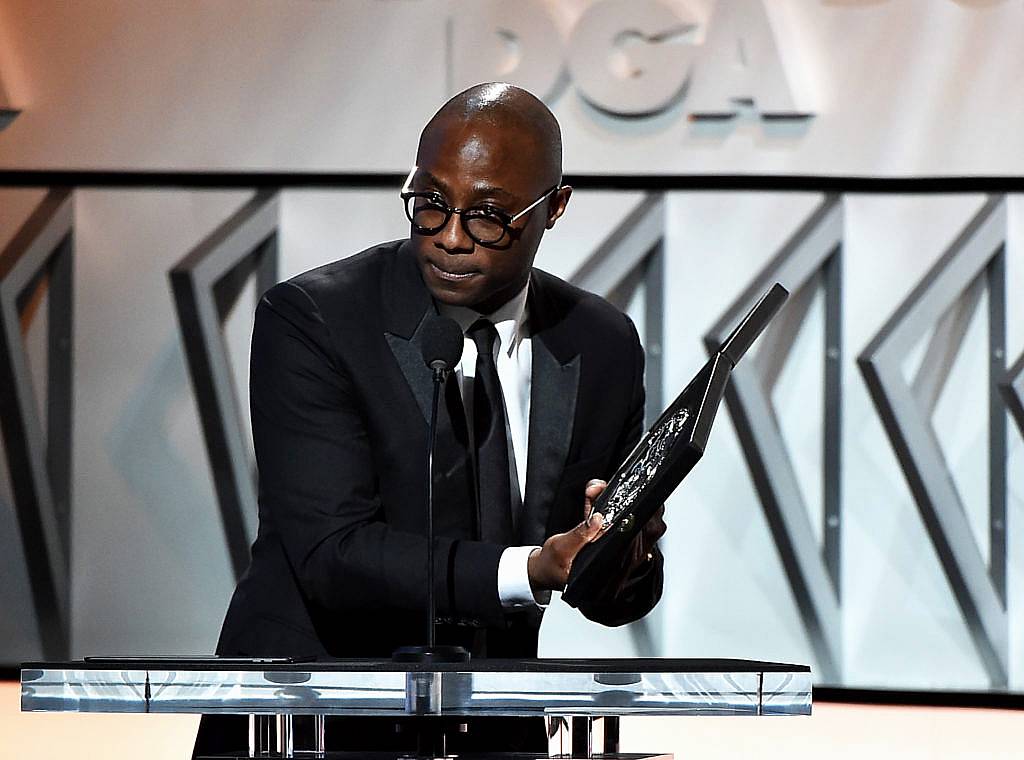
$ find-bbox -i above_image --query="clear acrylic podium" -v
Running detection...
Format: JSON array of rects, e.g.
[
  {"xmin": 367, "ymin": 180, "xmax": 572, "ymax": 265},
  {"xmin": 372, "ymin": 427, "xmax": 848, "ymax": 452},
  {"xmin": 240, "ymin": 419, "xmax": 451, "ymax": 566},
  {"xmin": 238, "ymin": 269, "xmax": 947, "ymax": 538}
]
[{"xmin": 22, "ymin": 658, "xmax": 812, "ymax": 759}]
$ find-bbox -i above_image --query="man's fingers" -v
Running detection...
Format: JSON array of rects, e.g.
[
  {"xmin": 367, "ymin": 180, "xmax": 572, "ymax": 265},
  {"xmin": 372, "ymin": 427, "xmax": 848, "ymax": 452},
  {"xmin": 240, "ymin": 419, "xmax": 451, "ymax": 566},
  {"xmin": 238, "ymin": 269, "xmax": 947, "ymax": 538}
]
[
  {"xmin": 643, "ymin": 504, "xmax": 667, "ymax": 542},
  {"xmin": 583, "ymin": 479, "xmax": 607, "ymax": 520},
  {"xmin": 580, "ymin": 510, "xmax": 604, "ymax": 536},
  {"xmin": 585, "ymin": 479, "xmax": 607, "ymax": 499},
  {"xmin": 643, "ymin": 516, "xmax": 667, "ymax": 542},
  {"xmin": 545, "ymin": 475, "xmax": 613, "ymax": 587},
  {"xmin": 565, "ymin": 511, "xmax": 604, "ymax": 551}
]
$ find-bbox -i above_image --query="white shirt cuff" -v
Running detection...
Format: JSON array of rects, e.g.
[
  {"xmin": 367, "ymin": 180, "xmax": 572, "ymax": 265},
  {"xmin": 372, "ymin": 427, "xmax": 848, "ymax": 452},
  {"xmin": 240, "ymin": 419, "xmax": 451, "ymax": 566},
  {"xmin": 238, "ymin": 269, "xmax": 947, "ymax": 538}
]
[{"xmin": 497, "ymin": 545, "xmax": 551, "ymax": 609}]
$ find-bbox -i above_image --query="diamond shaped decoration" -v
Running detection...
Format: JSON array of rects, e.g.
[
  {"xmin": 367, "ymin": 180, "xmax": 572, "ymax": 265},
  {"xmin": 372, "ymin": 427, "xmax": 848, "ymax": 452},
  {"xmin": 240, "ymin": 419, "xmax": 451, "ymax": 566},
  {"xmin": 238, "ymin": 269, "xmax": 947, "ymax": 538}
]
[
  {"xmin": 169, "ymin": 191, "xmax": 279, "ymax": 580},
  {"xmin": 704, "ymin": 194, "xmax": 843, "ymax": 683},
  {"xmin": 0, "ymin": 188, "xmax": 74, "ymax": 659},
  {"xmin": 858, "ymin": 196, "xmax": 1008, "ymax": 687}
]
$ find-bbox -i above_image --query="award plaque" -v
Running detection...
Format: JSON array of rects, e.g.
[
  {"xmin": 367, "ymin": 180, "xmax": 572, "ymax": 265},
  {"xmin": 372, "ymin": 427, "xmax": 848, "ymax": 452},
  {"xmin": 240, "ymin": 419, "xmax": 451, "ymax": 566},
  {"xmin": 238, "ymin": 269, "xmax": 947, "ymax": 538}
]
[{"xmin": 561, "ymin": 283, "xmax": 789, "ymax": 608}]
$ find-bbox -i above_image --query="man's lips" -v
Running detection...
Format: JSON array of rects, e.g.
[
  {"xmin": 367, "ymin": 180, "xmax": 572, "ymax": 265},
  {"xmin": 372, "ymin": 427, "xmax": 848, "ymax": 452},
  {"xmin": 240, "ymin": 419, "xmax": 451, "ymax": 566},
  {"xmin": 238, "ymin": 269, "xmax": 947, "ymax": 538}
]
[{"xmin": 428, "ymin": 260, "xmax": 478, "ymax": 282}]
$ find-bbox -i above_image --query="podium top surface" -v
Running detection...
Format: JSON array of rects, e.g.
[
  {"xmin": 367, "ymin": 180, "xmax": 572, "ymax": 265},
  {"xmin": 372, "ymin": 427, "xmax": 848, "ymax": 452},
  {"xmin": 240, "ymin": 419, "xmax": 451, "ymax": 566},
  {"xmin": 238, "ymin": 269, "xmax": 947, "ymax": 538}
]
[
  {"xmin": 21, "ymin": 657, "xmax": 811, "ymax": 718},
  {"xmin": 23, "ymin": 657, "xmax": 810, "ymax": 673}
]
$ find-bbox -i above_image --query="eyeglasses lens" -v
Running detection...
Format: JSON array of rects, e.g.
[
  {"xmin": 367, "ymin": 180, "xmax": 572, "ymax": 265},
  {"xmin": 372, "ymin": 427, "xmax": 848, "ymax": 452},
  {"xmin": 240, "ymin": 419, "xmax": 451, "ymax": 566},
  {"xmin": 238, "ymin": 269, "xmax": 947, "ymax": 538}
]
[
  {"xmin": 405, "ymin": 196, "xmax": 508, "ymax": 245},
  {"xmin": 408, "ymin": 197, "xmax": 447, "ymax": 230},
  {"xmin": 463, "ymin": 214, "xmax": 506, "ymax": 245}
]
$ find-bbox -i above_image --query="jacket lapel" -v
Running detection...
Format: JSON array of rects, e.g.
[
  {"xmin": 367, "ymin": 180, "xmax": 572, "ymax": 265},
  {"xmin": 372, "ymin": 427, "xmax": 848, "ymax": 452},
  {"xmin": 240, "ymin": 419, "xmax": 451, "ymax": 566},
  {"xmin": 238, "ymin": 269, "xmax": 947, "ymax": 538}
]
[
  {"xmin": 383, "ymin": 242, "xmax": 435, "ymax": 422},
  {"xmin": 383, "ymin": 243, "xmax": 475, "ymax": 538},
  {"xmin": 381, "ymin": 251, "xmax": 583, "ymax": 544},
  {"xmin": 520, "ymin": 276, "xmax": 581, "ymax": 546}
]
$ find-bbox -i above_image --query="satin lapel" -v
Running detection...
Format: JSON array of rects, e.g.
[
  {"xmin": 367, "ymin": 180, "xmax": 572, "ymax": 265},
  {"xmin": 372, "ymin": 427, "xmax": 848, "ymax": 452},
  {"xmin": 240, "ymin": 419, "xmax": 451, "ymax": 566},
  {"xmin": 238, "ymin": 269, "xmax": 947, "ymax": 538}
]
[
  {"xmin": 383, "ymin": 242, "xmax": 434, "ymax": 423},
  {"xmin": 385, "ymin": 329, "xmax": 432, "ymax": 423},
  {"xmin": 383, "ymin": 243, "xmax": 475, "ymax": 538},
  {"xmin": 521, "ymin": 331, "xmax": 581, "ymax": 546}
]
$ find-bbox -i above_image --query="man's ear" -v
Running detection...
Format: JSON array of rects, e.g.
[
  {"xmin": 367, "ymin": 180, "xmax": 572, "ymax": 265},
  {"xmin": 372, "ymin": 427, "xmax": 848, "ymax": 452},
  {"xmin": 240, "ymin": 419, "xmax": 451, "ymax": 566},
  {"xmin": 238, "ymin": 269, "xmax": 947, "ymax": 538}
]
[{"xmin": 545, "ymin": 186, "xmax": 573, "ymax": 229}]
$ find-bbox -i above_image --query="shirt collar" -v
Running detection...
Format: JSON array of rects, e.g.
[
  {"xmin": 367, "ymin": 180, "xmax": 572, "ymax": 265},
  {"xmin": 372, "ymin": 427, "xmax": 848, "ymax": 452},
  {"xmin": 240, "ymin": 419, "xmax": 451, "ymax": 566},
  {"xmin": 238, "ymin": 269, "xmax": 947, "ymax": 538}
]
[{"xmin": 437, "ymin": 279, "xmax": 530, "ymax": 357}]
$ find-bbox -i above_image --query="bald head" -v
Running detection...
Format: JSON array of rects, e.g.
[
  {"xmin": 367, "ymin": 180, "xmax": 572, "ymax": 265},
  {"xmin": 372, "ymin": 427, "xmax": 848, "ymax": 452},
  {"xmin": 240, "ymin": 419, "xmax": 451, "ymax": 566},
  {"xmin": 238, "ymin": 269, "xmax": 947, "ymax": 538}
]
[{"xmin": 418, "ymin": 83, "xmax": 563, "ymax": 188}]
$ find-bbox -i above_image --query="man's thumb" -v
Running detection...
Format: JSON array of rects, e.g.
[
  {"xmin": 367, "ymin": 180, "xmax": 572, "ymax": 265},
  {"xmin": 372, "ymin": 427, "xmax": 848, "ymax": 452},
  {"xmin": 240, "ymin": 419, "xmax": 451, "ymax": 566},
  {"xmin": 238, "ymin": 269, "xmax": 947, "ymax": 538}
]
[{"xmin": 572, "ymin": 511, "xmax": 604, "ymax": 547}]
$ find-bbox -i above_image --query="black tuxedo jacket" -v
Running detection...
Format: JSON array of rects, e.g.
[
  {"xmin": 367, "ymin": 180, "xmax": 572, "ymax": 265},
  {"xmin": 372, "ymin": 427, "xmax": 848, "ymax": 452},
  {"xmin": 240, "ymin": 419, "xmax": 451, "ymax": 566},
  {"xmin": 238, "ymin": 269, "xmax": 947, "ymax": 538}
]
[{"xmin": 216, "ymin": 240, "xmax": 663, "ymax": 660}]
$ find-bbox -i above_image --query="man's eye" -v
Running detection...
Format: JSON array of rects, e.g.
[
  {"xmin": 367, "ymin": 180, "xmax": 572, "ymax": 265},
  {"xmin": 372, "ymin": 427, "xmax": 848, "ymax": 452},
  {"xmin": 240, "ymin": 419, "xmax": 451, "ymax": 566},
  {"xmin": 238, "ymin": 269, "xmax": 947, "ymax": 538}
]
[
  {"xmin": 411, "ymin": 190, "xmax": 444, "ymax": 205},
  {"xmin": 474, "ymin": 205, "xmax": 507, "ymax": 219}
]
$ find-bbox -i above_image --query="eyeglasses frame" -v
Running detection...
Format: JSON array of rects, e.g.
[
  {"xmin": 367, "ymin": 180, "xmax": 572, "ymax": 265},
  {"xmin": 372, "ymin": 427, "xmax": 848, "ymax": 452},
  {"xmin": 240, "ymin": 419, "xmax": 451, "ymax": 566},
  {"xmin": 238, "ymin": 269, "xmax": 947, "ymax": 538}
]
[{"xmin": 400, "ymin": 167, "xmax": 561, "ymax": 245}]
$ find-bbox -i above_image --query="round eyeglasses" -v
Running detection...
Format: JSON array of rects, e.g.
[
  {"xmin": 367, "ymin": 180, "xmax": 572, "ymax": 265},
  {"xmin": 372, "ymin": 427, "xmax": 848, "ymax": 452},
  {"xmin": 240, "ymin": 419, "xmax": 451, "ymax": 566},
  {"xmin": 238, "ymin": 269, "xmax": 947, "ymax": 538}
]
[{"xmin": 400, "ymin": 167, "xmax": 559, "ymax": 246}]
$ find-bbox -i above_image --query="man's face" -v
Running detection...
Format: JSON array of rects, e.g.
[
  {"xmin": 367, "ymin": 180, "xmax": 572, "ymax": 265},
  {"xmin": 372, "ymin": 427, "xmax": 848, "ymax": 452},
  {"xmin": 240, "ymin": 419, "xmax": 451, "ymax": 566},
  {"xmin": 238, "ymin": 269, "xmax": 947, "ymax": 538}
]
[{"xmin": 406, "ymin": 117, "xmax": 570, "ymax": 314}]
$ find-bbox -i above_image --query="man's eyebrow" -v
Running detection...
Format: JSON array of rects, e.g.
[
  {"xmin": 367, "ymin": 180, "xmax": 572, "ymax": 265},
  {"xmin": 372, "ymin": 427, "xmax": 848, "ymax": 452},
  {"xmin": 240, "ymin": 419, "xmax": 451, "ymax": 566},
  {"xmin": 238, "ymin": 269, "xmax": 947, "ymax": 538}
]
[
  {"xmin": 469, "ymin": 183, "xmax": 517, "ymax": 203},
  {"xmin": 416, "ymin": 171, "xmax": 518, "ymax": 204},
  {"xmin": 417, "ymin": 170, "xmax": 449, "ymax": 194}
]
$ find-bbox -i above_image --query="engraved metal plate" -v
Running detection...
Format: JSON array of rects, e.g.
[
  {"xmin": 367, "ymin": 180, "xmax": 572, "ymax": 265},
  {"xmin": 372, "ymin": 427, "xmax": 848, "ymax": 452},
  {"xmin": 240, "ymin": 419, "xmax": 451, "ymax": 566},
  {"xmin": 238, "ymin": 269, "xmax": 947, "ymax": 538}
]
[{"xmin": 601, "ymin": 408, "xmax": 690, "ymax": 529}]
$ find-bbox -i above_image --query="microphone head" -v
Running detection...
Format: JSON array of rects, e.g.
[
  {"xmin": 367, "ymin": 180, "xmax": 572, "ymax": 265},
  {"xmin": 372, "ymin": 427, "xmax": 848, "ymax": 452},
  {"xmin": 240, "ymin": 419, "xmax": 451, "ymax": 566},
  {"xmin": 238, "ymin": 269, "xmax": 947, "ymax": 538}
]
[{"xmin": 420, "ymin": 316, "xmax": 464, "ymax": 372}]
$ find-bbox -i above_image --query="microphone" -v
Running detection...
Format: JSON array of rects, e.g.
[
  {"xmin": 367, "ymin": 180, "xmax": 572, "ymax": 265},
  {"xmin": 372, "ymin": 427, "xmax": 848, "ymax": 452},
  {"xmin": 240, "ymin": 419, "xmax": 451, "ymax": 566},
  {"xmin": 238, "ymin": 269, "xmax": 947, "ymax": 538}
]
[
  {"xmin": 420, "ymin": 315, "xmax": 464, "ymax": 378},
  {"xmin": 393, "ymin": 316, "xmax": 470, "ymax": 664}
]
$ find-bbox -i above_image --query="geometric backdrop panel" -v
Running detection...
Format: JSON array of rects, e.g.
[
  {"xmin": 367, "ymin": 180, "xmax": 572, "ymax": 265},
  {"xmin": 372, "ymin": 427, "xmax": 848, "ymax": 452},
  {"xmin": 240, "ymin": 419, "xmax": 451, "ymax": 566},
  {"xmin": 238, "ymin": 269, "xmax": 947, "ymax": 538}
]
[
  {"xmin": 0, "ymin": 187, "xmax": 74, "ymax": 660},
  {"xmin": 858, "ymin": 196, "xmax": 1008, "ymax": 687},
  {"xmin": 169, "ymin": 191, "xmax": 279, "ymax": 581},
  {"xmin": 704, "ymin": 195, "xmax": 843, "ymax": 683}
]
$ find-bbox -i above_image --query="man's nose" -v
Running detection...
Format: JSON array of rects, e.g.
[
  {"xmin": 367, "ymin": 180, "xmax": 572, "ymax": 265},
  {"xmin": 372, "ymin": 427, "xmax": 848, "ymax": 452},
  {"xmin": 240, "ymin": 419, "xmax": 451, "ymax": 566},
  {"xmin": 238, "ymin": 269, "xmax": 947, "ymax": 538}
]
[{"xmin": 434, "ymin": 210, "xmax": 474, "ymax": 254}]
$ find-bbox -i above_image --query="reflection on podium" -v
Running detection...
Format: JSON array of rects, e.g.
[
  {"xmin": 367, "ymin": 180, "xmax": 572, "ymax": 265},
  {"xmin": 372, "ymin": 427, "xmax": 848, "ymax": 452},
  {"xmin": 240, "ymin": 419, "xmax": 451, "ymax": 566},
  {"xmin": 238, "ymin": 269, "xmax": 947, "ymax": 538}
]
[{"xmin": 21, "ymin": 657, "xmax": 811, "ymax": 758}]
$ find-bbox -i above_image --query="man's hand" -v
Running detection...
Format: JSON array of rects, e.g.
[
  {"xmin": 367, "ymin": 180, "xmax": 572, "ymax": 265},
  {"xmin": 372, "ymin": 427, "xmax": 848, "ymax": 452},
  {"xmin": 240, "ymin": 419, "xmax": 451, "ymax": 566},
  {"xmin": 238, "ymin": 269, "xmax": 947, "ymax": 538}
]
[
  {"xmin": 527, "ymin": 479, "xmax": 608, "ymax": 592},
  {"xmin": 526, "ymin": 479, "xmax": 669, "ymax": 594},
  {"xmin": 585, "ymin": 479, "xmax": 667, "ymax": 594}
]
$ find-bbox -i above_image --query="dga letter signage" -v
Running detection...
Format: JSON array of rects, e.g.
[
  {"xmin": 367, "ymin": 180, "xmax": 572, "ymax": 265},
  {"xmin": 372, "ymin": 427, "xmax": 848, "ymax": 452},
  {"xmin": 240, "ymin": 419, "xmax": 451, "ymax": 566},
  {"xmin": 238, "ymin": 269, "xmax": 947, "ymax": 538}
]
[{"xmin": 449, "ymin": 0, "xmax": 812, "ymax": 122}]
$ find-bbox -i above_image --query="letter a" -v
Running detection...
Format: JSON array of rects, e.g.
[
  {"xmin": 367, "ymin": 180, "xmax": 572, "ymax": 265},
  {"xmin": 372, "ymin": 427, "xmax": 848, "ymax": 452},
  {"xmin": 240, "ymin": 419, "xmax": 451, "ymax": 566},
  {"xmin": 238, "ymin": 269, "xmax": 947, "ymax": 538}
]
[{"xmin": 686, "ymin": 0, "xmax": 808, "ymax": 119}]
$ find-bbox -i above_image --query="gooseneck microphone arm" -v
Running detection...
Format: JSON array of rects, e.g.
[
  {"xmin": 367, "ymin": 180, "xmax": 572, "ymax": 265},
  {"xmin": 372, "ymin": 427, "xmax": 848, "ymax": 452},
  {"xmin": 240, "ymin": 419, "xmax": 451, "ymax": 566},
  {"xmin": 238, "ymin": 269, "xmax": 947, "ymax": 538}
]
[
  {"xmin": 393, "ymin": 315, "xmax": 469, "ymax": 664},
  {"xmin": 426, "ymin": 359, "xmax": 446, "ymax": 650}
]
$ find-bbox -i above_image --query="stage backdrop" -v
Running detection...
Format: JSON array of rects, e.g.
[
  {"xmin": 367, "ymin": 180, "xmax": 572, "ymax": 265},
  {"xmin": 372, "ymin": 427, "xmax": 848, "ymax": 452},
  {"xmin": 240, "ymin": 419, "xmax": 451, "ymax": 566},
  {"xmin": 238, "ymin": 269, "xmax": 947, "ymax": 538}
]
[{"xmin": 0, "ymin": 0, "xmax": 1021, "ymax": 695}]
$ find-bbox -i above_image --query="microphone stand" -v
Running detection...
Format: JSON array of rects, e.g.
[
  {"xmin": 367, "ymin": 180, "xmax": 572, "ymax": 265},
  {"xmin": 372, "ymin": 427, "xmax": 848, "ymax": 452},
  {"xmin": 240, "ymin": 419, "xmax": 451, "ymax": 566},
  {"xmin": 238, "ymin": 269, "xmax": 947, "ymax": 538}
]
[
  {"xmin": 426, "ymin": 365, "xmax": 440, "ymax": 651},
  {"xmin": 393, "ymin": 361, "xmax": 470, "ymax": 665},
  {"xmin": 392, "ymin": 362, "xmax": 470, "ymax": 758}
]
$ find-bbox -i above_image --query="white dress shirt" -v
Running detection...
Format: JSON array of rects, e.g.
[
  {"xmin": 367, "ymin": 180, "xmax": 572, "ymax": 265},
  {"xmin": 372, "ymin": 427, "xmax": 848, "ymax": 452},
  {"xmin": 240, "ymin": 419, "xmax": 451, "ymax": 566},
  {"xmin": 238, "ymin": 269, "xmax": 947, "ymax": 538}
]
[{"xmin": 438, "ymin": 282, "xmax": 549, "ymax": 609}]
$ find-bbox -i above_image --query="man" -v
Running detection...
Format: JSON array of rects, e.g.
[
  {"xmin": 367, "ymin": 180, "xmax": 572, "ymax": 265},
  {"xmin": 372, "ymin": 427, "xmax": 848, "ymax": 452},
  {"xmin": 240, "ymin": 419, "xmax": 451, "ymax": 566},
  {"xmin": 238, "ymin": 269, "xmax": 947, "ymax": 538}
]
[{"xmin": 194, "ymin": 83, "xmax": 666, "ymax": 756}]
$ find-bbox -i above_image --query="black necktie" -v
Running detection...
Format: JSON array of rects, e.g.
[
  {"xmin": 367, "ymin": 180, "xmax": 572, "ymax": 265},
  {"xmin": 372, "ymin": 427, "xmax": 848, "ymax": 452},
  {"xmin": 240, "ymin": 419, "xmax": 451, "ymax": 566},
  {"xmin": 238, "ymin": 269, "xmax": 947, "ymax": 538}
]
[{"xmin": 468, "ymin": 319, "xmax": 514, "ymax": 544}]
